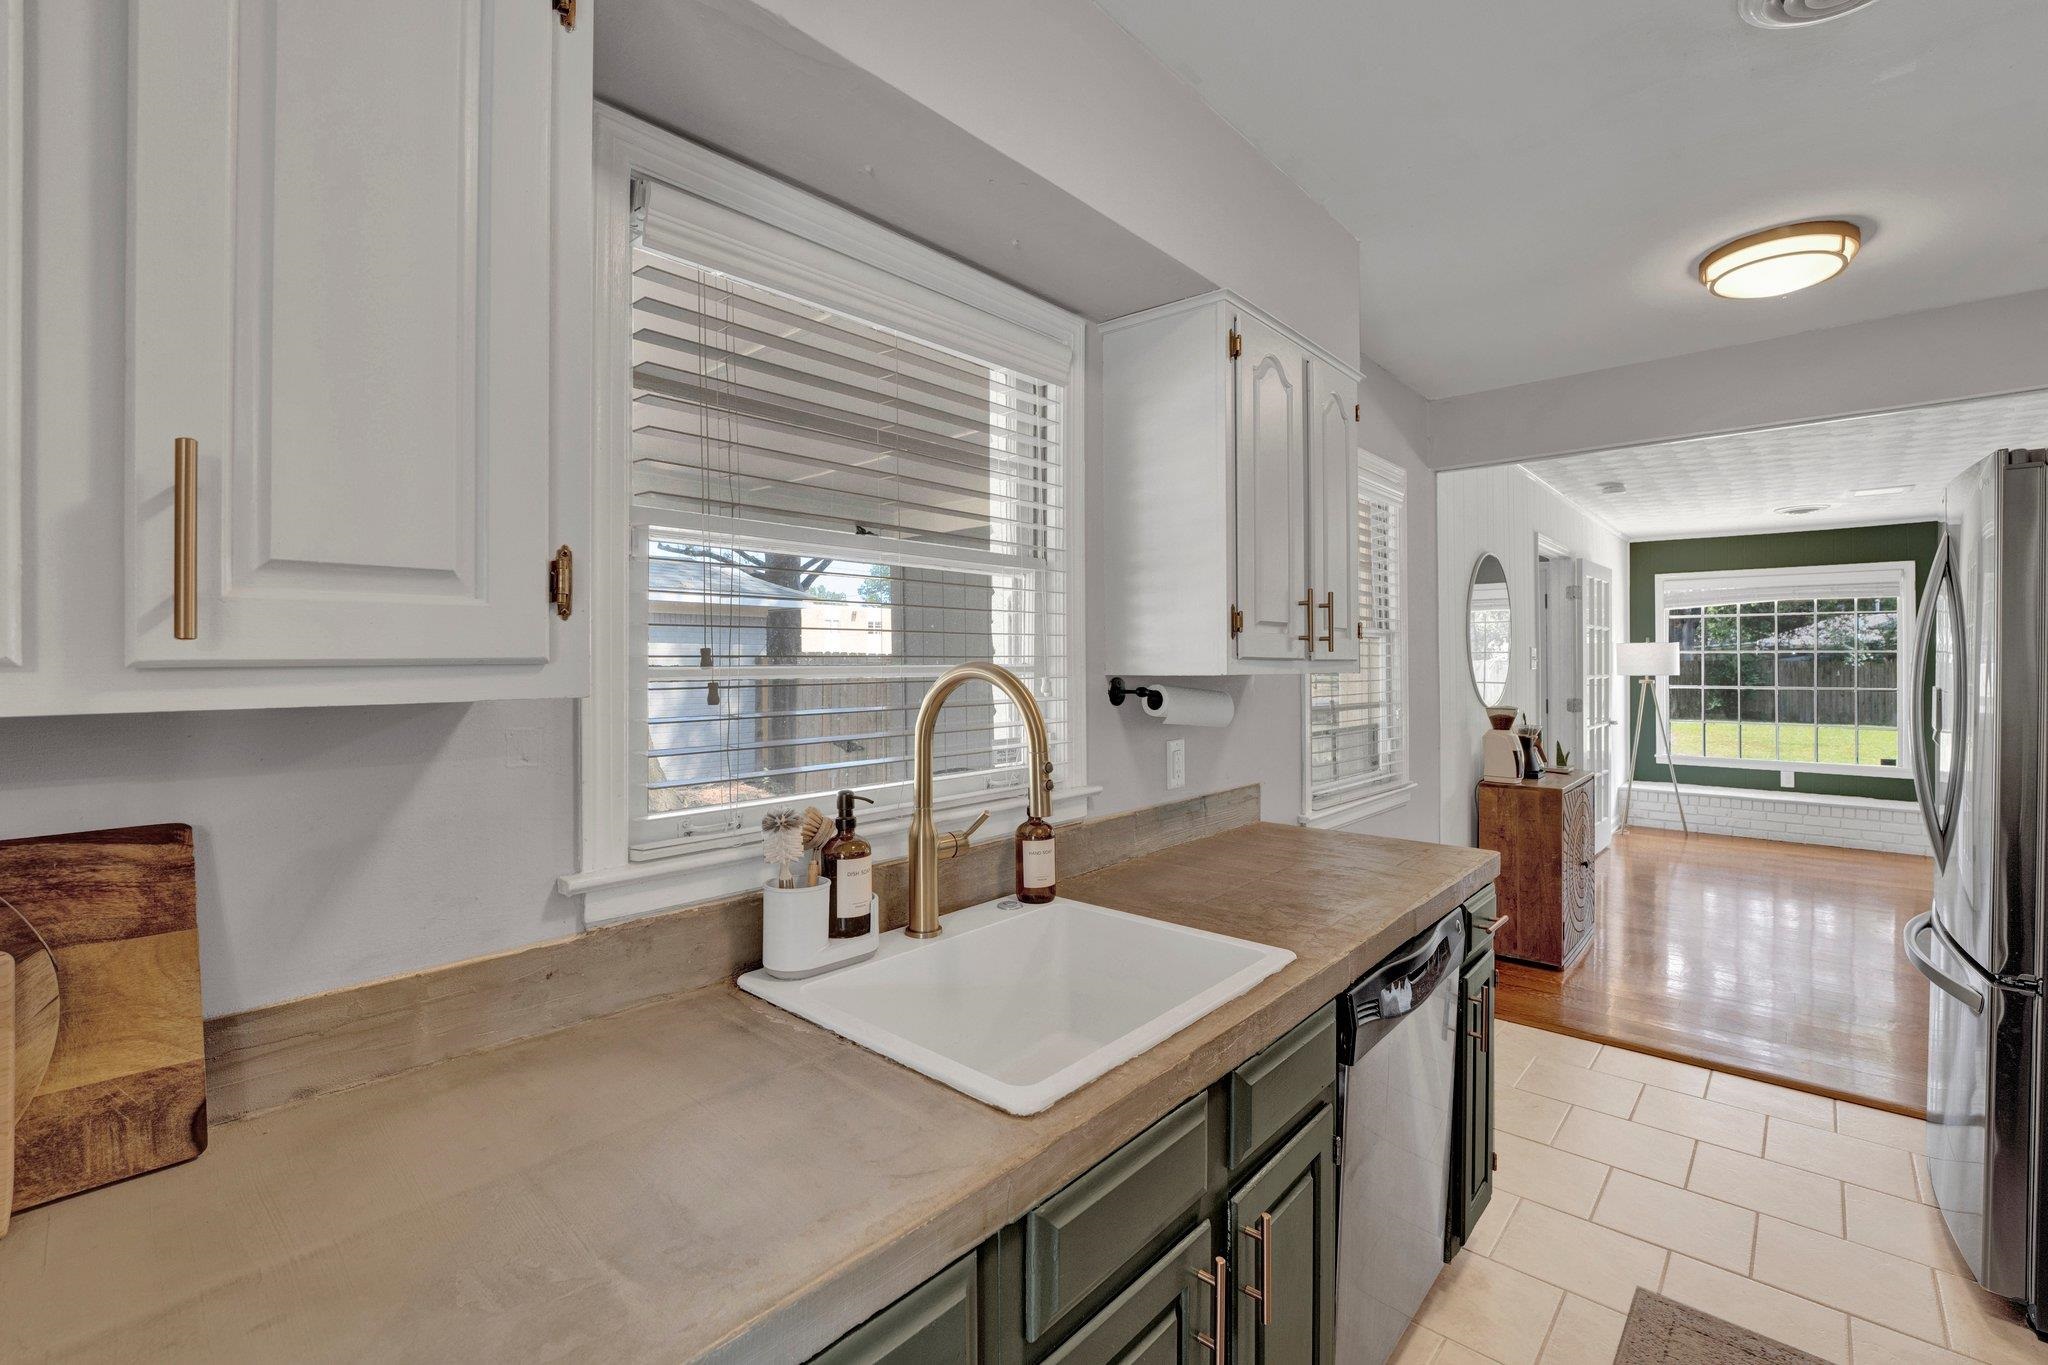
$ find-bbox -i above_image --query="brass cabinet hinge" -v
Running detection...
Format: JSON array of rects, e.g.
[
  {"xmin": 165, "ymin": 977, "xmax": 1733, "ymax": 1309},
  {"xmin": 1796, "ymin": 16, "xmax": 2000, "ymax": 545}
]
[
  {"xmin": 549, "ymin": 545, "xmax": 574, "ymax": 619},
  {"xmin": 1230, "ymin": 606, "xmax": 1244, "ymax": 637},
  {"xmin": 1354, "ymin": 402, "xmax": 1361, "ymax": 421},
  {"xmin": 1355, "ymin": 621, "xmax": 1363, "ymax": 640},
  {"xmin": 552, "ymin": 0, "xmax": 576, "ymax": 30},
  {"xmin": 1227, "ymin": 328, "xmax": 1243, "ymax": 360}
]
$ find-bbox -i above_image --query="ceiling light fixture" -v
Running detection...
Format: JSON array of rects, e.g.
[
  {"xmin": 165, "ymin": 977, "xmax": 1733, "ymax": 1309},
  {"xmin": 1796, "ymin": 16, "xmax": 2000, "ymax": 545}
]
[
  {"xmin": 1851, "ymin": 484, "xmax": 1911, "ymax": 497},
  {"xmin": 1773, "ymin": 503, "xmax": 1832, "ymax": 516},
  {"xmin": 1698, "ymin": 220, "xmax": 1861, "ymax": 299}
]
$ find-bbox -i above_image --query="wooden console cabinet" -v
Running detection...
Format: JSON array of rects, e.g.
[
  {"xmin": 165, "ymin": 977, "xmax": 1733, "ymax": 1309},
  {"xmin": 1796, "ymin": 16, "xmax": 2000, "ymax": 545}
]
[{"xmin": 1477, "ymin": 771, "xmax": 1597, "ymax": 969}]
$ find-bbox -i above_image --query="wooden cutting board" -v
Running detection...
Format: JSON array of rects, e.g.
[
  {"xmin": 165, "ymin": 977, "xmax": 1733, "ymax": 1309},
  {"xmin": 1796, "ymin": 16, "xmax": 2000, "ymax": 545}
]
[{"xmin": 0, "ymin": 824, "xmax": 205, "ymax": 1212}]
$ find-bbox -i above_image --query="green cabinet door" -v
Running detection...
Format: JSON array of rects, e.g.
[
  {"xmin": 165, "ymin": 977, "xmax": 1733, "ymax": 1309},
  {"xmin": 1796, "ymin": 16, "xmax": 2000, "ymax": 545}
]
[
  {"xmin": 1226, "ymin": 1105, "xmax": 1336, "ymax": 1365},
  {"xmin": 1041, "ymin": 1222, "xmax": 1218, "ymax": 1365},
  {"xmin": 1447, "ymin": 944, "xmax": 1497, "ymax": 1259},
  {"xmin": 811, "ymin": 1252, "xmax": 980, "ymax": 1365}
]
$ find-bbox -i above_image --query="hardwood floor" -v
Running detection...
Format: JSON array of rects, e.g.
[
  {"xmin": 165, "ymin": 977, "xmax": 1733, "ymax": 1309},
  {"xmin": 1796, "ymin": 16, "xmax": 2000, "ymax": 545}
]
[{"xmin": 1495, "ymin": 827, "xmax": 1934, "ymax": 1116}]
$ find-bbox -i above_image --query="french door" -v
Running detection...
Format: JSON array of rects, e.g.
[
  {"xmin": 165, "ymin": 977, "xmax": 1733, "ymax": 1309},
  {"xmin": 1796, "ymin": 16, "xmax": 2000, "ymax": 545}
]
[{"xmin": 1579, "ymin": 561, "xmax": 1618, "ymax": 849}]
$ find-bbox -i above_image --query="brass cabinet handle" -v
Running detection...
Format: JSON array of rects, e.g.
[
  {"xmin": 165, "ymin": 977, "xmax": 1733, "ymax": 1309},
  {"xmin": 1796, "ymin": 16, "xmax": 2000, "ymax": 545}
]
[
  {"xmin": 1482, "ymin": 981, "xmax": 1492, "ymax": 1052},
  {"xmin": 1240, "ymin": 1210, "xmax": 1274, "ymax": 1325},
  {"xmin": 1319, "ymin": 591, "xmax": 1337, "ymax": 651},
  {"xmin": 1195, "ymin": 1254, "xmax": 1228, "ymax": 1362},
  {"xmin": 173, "ymin": 437, "xmax": 198, "ymax": 641},
  {"xmin": 1465, "ymin": 996, "xmax": 1485, "ymax": 1042},
  {"xmin": 1296, "ymin": 593, "xmax": 1315, "ymax": 646}
]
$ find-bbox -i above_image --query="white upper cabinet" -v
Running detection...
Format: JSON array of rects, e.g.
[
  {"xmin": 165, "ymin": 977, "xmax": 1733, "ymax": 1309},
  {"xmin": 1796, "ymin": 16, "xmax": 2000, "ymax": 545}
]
[
  {"xmin": 129, "ymin": 0, "xmax": 562, "ymax": 668},
  {"xmin": 1232, "ymin": 315, "xmax": 1309, "ymax": 661},
  {"xmin": 0, "ymin": 0, "xmax": 591, "ymax": 715},
  {"xmin": 1308, "ymin": 358, "xmax": 1361, "ymax": 666},
  {"xmin": 1101, "ymin": 292, "xmax": 1363, "ymax": 676}
]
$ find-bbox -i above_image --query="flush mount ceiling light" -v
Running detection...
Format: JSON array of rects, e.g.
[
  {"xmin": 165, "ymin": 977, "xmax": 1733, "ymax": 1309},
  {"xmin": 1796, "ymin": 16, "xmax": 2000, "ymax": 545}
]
[
  {"xmin": 1774, "ymin": 503, "xmax": 1832, "ymax": 516},
  {"xmin": 1852, "ymin": 484, "xmax": 1912, "ymax": 497},
  {"xmin": 1698, "ymin": 220, "xmax": 1861, "ymax": 299},
  {"xmin": 1739, "ymin": 0, "xmax": 1883, "ymax": 28}
]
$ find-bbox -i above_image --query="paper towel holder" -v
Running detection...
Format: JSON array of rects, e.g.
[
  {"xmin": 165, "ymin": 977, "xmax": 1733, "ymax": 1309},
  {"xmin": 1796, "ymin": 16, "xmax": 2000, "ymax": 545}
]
[{"xmin": 1107, "ymin": 677, "xmax": 1164, "ymax": 712}]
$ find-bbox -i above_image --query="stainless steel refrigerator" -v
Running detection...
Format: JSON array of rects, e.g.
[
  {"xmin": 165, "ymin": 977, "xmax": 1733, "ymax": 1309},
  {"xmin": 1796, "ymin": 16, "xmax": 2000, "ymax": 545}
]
[{"xmin": 1905, "ymin": 447, "xmax": 2048, "ymax": 1338}]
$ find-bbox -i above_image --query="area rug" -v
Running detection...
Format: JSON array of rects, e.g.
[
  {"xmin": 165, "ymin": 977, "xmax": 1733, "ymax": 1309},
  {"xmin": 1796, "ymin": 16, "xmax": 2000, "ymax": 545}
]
[{"xmin": 1614, "ymin": 1289, "xmax": 1830, "ymax": 1365}]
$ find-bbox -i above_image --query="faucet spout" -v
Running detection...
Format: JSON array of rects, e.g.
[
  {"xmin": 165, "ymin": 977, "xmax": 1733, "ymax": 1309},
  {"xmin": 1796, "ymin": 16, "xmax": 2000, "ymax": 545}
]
[{"xmin": 905, "ymin": 662, "xmax": 1053, "ymax": 938}]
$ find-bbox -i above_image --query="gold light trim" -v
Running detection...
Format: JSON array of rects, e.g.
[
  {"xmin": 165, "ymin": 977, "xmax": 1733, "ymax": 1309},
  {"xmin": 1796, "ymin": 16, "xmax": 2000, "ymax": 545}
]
[{"xmin": 1698, "ymin": 220, "xmax": 1861, "ymax": 299}]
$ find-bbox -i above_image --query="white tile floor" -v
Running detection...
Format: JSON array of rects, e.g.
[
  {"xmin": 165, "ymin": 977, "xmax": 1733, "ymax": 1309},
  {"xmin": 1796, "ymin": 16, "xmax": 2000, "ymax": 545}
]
[{"xmin": 1395, "ymin": 1021, "xmax": 2047, "ymax": 1365}]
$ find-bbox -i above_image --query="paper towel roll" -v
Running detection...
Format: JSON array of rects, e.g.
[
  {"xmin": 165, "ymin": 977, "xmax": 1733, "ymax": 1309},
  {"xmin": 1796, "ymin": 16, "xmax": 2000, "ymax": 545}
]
[{"xmin": 1145, "ymin": 686, "xmax": 1234, "ymax": 728}]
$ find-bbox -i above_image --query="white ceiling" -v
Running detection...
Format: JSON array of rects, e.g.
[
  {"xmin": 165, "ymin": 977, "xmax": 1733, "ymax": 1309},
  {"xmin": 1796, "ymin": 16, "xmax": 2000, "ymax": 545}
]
[
  {"xmin": 1522, "ymin": 388, "xmax": 2048, "ymax": 539},
  {"xmin": 1093, "ymin": 0, "xmax": 2048, "ymax": 398}
]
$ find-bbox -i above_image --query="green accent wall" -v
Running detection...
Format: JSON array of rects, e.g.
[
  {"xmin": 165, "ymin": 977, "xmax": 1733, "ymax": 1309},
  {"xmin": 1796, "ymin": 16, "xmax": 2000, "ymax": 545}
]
[{"xmin": 1628, "ymin": 522, "xmax": 1940, "ymax": 801}]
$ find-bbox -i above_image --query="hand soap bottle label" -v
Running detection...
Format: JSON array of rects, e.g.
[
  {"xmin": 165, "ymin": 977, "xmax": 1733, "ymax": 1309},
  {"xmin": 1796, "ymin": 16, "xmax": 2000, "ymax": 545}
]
[
  {"xmin": 1021, "ymin": 838, "xmax": 1056, "ymax": 890},
  {"xmin": 833, "ymin": 855, "xmax": 873, "ymax": 923}
]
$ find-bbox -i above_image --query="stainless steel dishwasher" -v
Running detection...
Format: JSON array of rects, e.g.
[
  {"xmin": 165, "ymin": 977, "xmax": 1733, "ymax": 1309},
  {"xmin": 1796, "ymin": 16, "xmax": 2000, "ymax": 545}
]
[{"xmin": 1333, "ymin": 907, "xmax": 1466, "ymax": 1365}]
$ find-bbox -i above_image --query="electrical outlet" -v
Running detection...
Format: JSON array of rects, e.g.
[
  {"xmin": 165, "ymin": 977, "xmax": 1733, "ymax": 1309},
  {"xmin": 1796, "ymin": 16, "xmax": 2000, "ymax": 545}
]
[
  {"xmin": 1166, "ymin": 738, "xmax": 1186, "ymax": 791},
  {"xmin": 1780, "ymin": 768, "xmax": 1795, "ymax": 789}
]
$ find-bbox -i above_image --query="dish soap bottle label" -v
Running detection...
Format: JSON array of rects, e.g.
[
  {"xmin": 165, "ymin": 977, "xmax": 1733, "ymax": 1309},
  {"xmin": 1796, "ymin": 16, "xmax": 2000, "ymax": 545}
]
[
  {"xmin": 1021, "ymin": 838, "xmax": 1056, "ymax": 890},
  {"xmin": 833, "ymin": 854, "xmax": 873, "ymax": 925}
]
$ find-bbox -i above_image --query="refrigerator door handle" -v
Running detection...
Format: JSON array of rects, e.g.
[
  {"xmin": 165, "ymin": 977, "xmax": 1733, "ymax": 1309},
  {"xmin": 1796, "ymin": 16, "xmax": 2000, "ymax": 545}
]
[
  {"xmin": 1909, "ymin": 533, "xmax": 1964, "ymax": 867},
  {"xmin": 1906, "ymin": 909, "xmax": 1985, "ymax": 1015}
]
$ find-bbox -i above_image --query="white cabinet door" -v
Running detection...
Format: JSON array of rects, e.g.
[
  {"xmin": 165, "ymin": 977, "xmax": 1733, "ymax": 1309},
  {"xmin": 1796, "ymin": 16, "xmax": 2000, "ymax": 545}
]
[
  {"xmin": 1307, "ymin": 361, "xmax": 1359, "ymax": 666},
  {"xmin": 1232, "ymin": 315, "xmax": 1307, "ymax": 661},
  {"xmin": 128, "ymin": 0, "xmax": 558, "ymax": 667}
]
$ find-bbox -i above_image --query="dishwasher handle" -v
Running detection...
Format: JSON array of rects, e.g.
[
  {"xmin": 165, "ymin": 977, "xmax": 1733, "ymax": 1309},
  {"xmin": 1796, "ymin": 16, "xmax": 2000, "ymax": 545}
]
[{"xmin": 1339, "ymin": 911, "xmax": 1464, "ymax": 1063}]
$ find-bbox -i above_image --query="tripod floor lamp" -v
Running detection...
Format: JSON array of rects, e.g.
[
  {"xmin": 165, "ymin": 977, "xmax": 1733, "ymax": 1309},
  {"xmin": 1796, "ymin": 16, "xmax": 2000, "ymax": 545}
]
[{"xmin": 1615, "ymin": 641, "xmax": 1690, "ymax": 836}]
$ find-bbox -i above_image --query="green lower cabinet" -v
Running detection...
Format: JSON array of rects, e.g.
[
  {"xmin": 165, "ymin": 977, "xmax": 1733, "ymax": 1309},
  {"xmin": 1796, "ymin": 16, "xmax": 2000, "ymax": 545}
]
[
  {"xmin": 1447, "ymin": 943, "xmax": 1497, "ymax": 1259},
  {"xmin": 1040, "ymin": 1222, "xmax": 1217, "ymax": 1365},
  {"xmin": 810, "ymin": 1253, "xmax": 980, "ymax": 1365},
  {"xmin": 1226, "ymin": 1105, "xmax": 1336, "ymax": 1365}
]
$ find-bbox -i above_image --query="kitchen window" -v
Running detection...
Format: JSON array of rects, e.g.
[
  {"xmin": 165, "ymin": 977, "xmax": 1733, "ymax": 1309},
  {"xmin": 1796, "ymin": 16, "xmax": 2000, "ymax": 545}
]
[
  {"xmin": 568, "ymin": 111, "xmax": 1091, "ymax": 922},
  {"xmin": 1653, "ymin": 561, "xmax": 1916, "ymax": 777},
  {"xmin": 1302, "ymin": 453, "xmax": 1410, "ymax": 824}
]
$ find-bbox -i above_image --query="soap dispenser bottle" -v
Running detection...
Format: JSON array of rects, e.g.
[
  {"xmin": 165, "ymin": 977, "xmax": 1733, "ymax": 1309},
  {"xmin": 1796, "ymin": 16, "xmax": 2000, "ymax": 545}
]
[
  {"xmin": 1015, "ymin": 810, "xmax": 1056, "ymax": 904},
  {"xmin": 820, "ymin": 790, "xmax": 875, "ymax": 938}
]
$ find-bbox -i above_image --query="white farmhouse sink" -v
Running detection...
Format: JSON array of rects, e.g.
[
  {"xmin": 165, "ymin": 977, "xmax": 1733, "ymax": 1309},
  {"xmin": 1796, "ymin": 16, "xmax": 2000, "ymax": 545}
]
[{"xmin": 737, "ymin": 896, "xmax": 1294, "ymax": 1115}]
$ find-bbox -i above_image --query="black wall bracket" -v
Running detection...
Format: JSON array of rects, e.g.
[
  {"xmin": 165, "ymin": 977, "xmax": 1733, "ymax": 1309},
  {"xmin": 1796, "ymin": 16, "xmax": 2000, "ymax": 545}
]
[{"xmin": 1107, "ymin": 677, "xmax": 1163, "ymax": 712}]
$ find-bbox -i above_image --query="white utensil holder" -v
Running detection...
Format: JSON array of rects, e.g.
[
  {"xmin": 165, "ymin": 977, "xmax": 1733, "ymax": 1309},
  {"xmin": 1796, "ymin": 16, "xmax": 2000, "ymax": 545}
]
[{"xmin": 760, "ymin": 880, "xmax": 877, "ymax": 979}]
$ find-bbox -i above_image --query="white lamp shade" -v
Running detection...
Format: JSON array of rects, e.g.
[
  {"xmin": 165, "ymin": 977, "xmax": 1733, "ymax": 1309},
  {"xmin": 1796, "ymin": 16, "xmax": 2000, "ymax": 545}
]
[{"xmin": 1615, "ymin": 641, "xmax": 1682, "ymax": 677}]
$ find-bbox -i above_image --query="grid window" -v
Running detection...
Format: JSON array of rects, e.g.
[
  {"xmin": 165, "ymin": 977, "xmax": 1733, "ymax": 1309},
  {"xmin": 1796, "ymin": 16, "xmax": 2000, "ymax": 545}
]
[
  {"xmin": 1306, "ymin": 455, "xmax": 1405, "ymax": 810},
  {"xmin": 1663, "ymin": 593, "xmax": 1903, "ymax": 770}
]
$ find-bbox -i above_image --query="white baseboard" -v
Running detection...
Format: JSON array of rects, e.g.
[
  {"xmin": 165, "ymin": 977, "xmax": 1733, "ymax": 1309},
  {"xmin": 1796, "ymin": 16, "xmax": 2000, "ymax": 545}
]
[{"xmin": 1622, "ymin": 782, "xmax": 1930, "ymax": 856}]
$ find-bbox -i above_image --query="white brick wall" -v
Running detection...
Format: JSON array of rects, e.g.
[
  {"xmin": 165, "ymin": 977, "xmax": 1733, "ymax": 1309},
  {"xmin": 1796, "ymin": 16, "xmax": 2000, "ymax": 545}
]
[{"xmin": 1622, "ymin": 783, "xmax": 1931, "ymax": 856}]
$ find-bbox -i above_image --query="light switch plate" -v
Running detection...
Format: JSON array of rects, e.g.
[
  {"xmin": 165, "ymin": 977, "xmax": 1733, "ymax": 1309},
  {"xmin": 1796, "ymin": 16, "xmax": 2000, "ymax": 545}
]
[{"xmin": 1166, "ymin": 738, "xmax": 1186, "ymax": 791}]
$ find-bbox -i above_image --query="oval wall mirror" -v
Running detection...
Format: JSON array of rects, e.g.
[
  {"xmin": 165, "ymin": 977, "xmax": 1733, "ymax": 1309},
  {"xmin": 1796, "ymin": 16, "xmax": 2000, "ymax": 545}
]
[{"xmin": 1467, "ymin": 553, "xmax": 1513, "ymax": 706}]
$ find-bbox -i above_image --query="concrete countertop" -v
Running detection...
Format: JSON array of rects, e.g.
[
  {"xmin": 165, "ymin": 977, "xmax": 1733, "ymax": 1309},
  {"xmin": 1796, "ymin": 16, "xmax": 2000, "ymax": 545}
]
[{"xmin": 0, "ymin": 823, "xmax": 1496, "ymax": 1363}]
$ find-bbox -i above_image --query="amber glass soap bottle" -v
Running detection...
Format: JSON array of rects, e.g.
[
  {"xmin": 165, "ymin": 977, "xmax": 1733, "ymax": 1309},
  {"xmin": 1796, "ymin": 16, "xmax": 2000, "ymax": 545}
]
[
  {"xmin": 1015, "ymin": 812, "xmax": 1056, "ymax": 904},
  {"xmin": 821, "ymin": 790, "xmax": 875, "ymax": 938}
]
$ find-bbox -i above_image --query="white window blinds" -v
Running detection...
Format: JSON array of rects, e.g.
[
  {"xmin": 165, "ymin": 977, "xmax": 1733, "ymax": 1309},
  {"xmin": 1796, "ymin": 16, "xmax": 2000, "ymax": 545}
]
[
  {"xmin": 1307, "ymin": 454, "xmax": 1405, "ymax": 809},
  {"xmin": 626, "ymin": 222, "xmax": 1072, "ymax": 853}
]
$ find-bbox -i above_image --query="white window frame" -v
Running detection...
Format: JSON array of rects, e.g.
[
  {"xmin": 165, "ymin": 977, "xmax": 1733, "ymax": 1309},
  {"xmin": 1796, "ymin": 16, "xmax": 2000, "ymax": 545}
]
[
  {"xmin": 562, "ymin": 108, "xmax": 1093, "ymax": 925},
  {"xmin": 1651, "ymin": 560, "xmax": 1917, "ymax": 781},
  {"xmin": 1299, "ymin": 450, "xmax": 1413, "ymax": 829}
]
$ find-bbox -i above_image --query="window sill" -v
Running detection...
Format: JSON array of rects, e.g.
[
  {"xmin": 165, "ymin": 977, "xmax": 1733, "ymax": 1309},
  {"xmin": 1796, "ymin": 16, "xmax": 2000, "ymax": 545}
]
[
  {"xmin": 1298, "ymin": 782, "xmax": 1416, "ymax": 830},
  {"xmin": 1651, "ymin": 753, "xmax": 1913, "ymax": 781},
  {"xmin": 562, "ymin": 783, "xmax": 1102, "ymax": 926}
]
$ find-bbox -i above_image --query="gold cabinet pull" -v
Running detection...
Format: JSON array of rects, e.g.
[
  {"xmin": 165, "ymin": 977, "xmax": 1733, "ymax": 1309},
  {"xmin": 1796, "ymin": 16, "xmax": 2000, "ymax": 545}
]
[
  {"xmin": 173, "ymin": 437, "xmax": 198, "ymax": 640},
  {"xmin": 1319, "ymin": 591, "xmax": 1337, "ymax": 651},
  {"xmin": 1195, "ymin": 1254, "xmax": 1228, "ymax": 1361},
  {"xmin": 1241, "ymin": 1210, "xmax": 1274, "ymax": 1325},
  {"xmin": 1296, "ymin": 593, "xmax": 1315, "ymax": 646}
]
